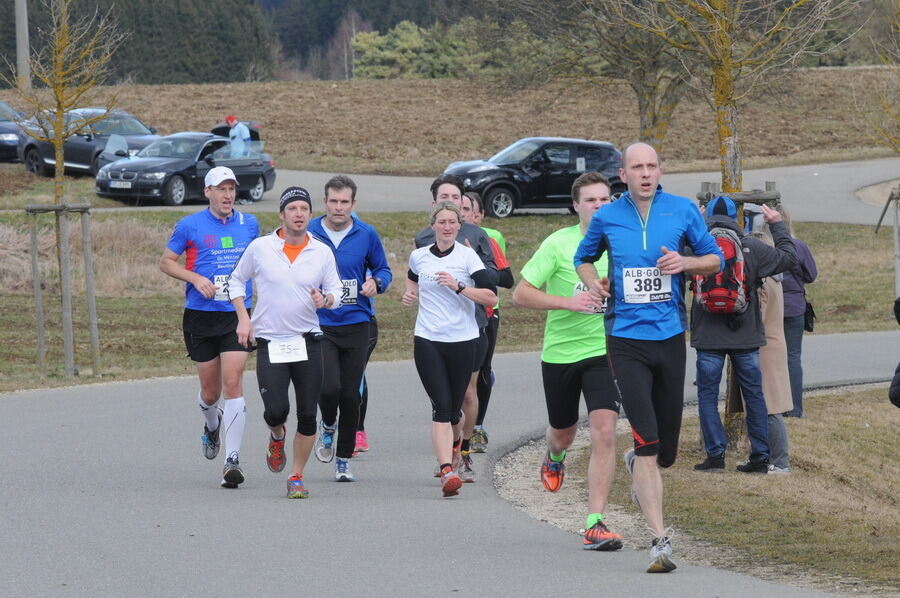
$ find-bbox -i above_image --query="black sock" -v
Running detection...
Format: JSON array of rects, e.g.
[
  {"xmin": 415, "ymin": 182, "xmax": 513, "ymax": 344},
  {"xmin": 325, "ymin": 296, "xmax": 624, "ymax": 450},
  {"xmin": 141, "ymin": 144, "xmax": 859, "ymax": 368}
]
[{"xmin": 461, "ymin": 439, "xmax": 471, "ymax": 453}]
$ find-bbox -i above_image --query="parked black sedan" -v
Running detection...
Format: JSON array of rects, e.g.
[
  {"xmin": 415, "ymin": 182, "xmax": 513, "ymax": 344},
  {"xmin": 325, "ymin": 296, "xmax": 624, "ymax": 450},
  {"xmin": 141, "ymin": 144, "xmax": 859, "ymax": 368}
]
[
  {"xmin": 0, "ymin": 101, "xmax": 24, "ymax": 162},
  {"xmin": 95, "ymin": 132, "xmax": 276, "ymax": 205},
  {"xmin": 444, "ymin": 137, "xmax": 624, "ymax": 218},
  {"xmin": 17, "ymin": 108, "xmax": 159, "ymax": 176}
]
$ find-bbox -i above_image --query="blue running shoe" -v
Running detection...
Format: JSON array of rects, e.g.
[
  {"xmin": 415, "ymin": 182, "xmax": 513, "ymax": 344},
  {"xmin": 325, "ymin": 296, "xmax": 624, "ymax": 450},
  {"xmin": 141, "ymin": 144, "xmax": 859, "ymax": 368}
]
[{"xmin": 314, "ymin": 421, "xmax": 336, "ymax": 463}]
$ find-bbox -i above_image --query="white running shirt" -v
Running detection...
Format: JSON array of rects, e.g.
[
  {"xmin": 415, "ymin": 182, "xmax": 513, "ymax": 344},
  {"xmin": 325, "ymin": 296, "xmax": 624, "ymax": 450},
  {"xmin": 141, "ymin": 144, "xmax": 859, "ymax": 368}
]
[
  {"xmin": 409, "ymin": 242, "xmax": 485, "ymax": 342},
  {"xmin": 228, "ymin": 229, "xmax": 343, "ymax": 339}
]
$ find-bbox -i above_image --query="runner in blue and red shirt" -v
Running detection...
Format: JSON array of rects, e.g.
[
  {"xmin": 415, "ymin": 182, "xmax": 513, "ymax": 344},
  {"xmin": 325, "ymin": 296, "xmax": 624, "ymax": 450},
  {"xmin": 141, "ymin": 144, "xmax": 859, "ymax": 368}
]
[{"xmin": 160, "ymin": 166, "xmax": 259, "ymax": 489}]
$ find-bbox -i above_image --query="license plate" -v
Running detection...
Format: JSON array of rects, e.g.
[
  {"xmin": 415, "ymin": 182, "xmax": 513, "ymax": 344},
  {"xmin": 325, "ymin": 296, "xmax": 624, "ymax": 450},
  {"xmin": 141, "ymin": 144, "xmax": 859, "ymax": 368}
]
[{"xmin": 110, "ymin": 181, "xmax": 132, "ymax": 189}]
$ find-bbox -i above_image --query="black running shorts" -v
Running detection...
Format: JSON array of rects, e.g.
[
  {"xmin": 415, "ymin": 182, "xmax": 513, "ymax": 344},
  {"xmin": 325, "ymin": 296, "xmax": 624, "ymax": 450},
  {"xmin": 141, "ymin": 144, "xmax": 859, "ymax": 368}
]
[
  {"xmin": 182, "ymin": 309, "xmax": 251, "ymax": 363},
  {"xmin": 606, "ymin": 333, "xmax": 686, "ymax": 468},
  {"xmin": 541, "ymin": 355, "xmax": 619, "ymax": 430}
]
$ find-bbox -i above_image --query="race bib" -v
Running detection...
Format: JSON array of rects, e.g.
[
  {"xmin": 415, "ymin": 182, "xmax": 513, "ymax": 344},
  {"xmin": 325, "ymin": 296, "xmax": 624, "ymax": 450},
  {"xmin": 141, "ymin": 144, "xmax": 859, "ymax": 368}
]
[
  {"xmin": 622, "ymin": 267, "xmax": 672, "ymax": 303},
  {"xmin": 340, "ymin": 278, "xmax": 358, "ymax": 305},
  {"xmin": 574, "ymin": 281, "xmax": 607, "ymax": 314},
  {"xmin": 213, "ymin": 274, "xmax": 230, "ymax": 302},
  {"xmin": 267, "ymin": 336, "xmax": 308, "ymax": 364}
]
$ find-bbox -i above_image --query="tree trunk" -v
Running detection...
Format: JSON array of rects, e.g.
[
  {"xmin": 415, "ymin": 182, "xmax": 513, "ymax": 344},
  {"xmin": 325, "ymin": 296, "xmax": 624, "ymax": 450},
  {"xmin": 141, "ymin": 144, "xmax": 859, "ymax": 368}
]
[{"xmin": 634, "ymin": 76, "xmax": 682, "ymax": 154}]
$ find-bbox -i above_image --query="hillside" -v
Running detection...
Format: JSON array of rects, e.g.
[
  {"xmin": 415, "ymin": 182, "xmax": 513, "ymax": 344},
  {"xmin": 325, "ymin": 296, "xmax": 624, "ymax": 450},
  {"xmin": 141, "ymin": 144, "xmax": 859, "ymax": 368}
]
[{"xmin": 0, "ymin": 67, "xmax": 894, "ymax": 175}]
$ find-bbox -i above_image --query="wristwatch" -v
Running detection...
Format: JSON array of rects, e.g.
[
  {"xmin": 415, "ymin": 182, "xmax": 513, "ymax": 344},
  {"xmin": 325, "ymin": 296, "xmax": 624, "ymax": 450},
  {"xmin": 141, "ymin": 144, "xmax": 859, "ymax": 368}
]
[{"xmin": 455, "ymin": 281, "xmax": 466, "ymax": 294}]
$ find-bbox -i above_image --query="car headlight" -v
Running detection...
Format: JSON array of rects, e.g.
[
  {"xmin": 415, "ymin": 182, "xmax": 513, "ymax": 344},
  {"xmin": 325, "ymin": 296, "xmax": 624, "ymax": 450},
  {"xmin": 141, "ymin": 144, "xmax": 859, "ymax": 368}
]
[
  {"xmin": 0, "ymin": 133, "xmax": 17, "ymax": 142},
  {"xmin": 141, "ymin": 171, "xmax": 166, "ymax": 180},
  {"xmin": 96, "ymin": 168, "xmax": 109, "ymax": 180}
]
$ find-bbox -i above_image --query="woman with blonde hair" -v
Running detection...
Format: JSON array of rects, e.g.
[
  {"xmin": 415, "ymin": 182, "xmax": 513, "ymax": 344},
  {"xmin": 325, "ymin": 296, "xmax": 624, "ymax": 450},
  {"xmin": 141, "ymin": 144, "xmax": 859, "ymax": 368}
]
[
  {"xmin": 403, "ymin": 201, "xmax": 497, "ymax": 497},
  {"xmin": 750, "ymin": 228, "xmax": 792, "ymax": 473}
]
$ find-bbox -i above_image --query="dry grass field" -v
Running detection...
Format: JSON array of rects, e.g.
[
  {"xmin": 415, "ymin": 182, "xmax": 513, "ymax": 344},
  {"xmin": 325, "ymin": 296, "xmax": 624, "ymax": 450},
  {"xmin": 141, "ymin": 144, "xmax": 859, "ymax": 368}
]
[{"xmin": 1, "ymin": 67, "xmax": 893, "ymax": 176}]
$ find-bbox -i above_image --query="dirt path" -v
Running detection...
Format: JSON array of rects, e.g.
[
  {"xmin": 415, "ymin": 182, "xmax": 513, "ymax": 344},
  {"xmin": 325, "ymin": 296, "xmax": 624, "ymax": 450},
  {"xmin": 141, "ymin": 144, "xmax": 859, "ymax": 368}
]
[{"xmin": 493, "ymin": 384, "xmax": 897, "ymax": 597}]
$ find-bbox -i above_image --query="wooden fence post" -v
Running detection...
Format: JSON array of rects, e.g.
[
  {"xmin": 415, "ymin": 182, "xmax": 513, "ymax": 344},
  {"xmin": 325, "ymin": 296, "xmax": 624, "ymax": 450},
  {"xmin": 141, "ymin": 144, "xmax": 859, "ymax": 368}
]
[
  {"xmin": 28, "ymin": 211, "xmax": 46, "ymax": 376},
  {"xmin": 79, "ymin": 208, "xmax": 101, "ymax": 375}
]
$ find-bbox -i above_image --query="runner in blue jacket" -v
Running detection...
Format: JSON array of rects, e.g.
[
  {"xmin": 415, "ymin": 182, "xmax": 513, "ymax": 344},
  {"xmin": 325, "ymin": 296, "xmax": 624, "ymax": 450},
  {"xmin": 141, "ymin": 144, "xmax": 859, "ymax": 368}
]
[
  {"xmin": 307, "ymin": 175, "xmax": 392, "ymax": 481},
  {"xmin": 574, "ymin": 143, "xmax": 723, "ymax": 573}
]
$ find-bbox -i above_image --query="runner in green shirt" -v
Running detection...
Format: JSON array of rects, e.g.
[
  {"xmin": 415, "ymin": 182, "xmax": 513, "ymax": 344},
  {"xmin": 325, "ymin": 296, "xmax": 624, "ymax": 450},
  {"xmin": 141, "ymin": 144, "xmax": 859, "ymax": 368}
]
[{"xmin": 512, "ymin": 171, "xmax": 622, "ymax": 551}]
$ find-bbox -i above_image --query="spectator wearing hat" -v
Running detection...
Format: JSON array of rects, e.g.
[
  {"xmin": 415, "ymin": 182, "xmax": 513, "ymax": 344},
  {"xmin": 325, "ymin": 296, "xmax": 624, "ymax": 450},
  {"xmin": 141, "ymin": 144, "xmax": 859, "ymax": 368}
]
[
  {"xmin": 225, "ymin": 114, "xmax": 251, "ymax": 158},
  {"xmin": 227, "ymin": 186, "xmax": 343, "ymax": 499},
  {"xmin": 689, "ymin": 197, "xmax": 798, "ymax": 474},
  {"xmin": 159, "ymin": 166, "xmax": 260, "ymax": 489}
]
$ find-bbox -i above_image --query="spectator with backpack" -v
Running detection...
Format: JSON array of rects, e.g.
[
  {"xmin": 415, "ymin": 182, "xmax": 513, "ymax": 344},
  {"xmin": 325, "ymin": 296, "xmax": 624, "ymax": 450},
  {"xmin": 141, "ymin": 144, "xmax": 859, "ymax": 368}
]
[{"xmin": 690, "ymin": 196, "xmax": 798, "ymax": 474}]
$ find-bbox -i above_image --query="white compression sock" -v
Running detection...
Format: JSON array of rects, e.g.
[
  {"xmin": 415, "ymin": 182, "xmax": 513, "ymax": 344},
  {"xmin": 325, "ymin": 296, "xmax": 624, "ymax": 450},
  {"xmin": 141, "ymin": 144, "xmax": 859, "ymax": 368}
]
[
  {"xmin": 198, "ymin": 392, "xmax": 221, "ymax": 431},
  {"xmin": 222, "ymin": 397, "xmax": 246, "ymax": 462}
]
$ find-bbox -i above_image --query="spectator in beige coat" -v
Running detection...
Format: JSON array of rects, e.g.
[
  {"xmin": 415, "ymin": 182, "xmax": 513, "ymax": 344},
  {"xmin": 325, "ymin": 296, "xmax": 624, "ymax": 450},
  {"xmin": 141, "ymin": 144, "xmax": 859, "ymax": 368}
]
[{"xmin": 752, "ymin": 229, "xmax": 792, "ymax": 473}]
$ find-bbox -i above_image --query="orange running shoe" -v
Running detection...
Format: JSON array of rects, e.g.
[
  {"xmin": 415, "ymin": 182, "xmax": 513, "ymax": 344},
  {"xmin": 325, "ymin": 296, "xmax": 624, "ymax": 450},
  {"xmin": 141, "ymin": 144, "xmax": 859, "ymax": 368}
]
[
  {"xmin": 266, "ymin": 429, "xmax": 286, "ymax": 473},
  {"xmin": 441, "ymin": 470, "xmax": 462, "ymax": 497},
  {"xmin": 540, "ymin": 452, "xmax": 565, "ymax": 492},
  {"xmin": 582, "ymin": 521, "xmax": 623, "ymax": 551}
]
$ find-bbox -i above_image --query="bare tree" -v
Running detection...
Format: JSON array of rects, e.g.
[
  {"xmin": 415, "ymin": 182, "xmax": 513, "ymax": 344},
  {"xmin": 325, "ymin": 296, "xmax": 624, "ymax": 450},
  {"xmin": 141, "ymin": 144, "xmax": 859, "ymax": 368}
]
[
  {"xmin": 2, "ymin": 0, "xmax": 126, "ymax": 205},
  {"xmin": 614, "ymin": 0, "xmax": 860, "ymax": 192},
  {"xmin": 479, "ymin": 0, "xmax": 688, "ymax": 151},
  {"xmin": 861, "ymin": 5, "xmax": 899, "ymax": 154}
]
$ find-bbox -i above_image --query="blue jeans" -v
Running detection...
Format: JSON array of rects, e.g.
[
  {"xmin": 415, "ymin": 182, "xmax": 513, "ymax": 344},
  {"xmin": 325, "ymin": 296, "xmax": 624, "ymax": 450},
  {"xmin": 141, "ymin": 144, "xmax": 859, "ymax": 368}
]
[
  {"xmin": 783, "ymin": 315, "xmax": 805, "ymax": 417},
  {"xmin": 696, "ymin": 350, "xmax": 770, "ymax": 463}
]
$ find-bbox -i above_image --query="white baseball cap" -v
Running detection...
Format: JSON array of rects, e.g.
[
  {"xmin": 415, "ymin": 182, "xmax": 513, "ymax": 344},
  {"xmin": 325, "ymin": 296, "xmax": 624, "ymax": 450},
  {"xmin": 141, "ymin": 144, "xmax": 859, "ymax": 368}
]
[{"xmin": 205, "ymin": 166, "xmax": 238, "ymax": 188}]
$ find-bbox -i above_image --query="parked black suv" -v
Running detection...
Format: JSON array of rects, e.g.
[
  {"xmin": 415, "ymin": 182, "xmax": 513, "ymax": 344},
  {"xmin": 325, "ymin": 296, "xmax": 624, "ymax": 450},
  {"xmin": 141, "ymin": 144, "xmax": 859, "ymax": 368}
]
[{"xmin": 444, "ymin": 137, "xmax": 623, "ymax": 218}]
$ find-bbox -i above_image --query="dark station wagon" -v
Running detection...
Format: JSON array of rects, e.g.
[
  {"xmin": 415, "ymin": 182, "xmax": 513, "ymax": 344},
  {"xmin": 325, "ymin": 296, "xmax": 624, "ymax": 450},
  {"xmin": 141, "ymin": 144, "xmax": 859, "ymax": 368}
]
[
  {"xmin": 95, "ymin": 132, "xmax": 276, "ymax": 205},
  {"xmin": 444, "ymin": 137, "xmax": 624, "ymax": 218}
]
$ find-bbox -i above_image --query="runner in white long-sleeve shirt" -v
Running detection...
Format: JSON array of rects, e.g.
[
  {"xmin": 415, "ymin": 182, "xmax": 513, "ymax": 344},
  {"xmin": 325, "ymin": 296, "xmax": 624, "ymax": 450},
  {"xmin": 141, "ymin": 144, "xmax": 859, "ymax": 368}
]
[{"xmin": 228, "ymin": 186, "xmax": 342, "ymax": 499}]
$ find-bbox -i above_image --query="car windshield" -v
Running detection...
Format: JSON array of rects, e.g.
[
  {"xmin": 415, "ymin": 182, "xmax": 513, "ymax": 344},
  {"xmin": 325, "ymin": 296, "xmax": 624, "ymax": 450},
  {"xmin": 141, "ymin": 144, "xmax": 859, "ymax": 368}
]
[
  {"xmin": 0, "ymin": 102, "xmax": 16, "ymax": 122},
  {"xmin": 91, "ymin": 115, "xmax": 152, "ymax": 136},
  {"xmin": 138, "ymin": 138, "xmax": 203, "ymax": 159},
  {"xmin": 490, "ymin": 139, "xmax": 541, "ymax": 165}
]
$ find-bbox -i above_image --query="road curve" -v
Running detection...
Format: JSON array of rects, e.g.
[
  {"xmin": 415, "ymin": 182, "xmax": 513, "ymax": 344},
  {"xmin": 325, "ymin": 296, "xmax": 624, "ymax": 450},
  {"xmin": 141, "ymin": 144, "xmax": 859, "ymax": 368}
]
[{"xmin": 1, "ymin": 330, "xmax": 895, "ymax": 597}]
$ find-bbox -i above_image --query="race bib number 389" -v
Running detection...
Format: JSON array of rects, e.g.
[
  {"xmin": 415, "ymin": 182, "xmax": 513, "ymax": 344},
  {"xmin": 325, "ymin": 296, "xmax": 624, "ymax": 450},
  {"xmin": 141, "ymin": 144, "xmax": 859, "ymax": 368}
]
[{"xmin": 622, "ymin": 267, "xmax": 672, "ymax": 303}]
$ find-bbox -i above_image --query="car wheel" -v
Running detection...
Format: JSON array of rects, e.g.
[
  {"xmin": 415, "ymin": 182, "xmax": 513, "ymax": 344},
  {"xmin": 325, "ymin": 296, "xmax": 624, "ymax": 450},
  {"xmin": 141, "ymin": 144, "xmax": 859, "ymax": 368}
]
[
  {"xmin": 485, "ymin": 187, "xmax": 515, "ymax": 219},
  {"xmin": 25, "ymin": 147, "xmax": 50, "ymax": 177},
  {"xmin": 248, "ymin": 176, "xmax": 265, "ymax": 202},
  {"xmin": 163, "ymin": 175, "xmax": 186, "ymax": 206}
]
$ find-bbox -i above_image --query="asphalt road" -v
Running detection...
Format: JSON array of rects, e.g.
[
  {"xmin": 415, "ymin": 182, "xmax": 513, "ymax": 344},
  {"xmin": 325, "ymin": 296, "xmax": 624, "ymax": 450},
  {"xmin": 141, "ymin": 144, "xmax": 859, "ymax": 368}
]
[
  {"xmin": 2, "ymin": 330, "xmax": 896, "ymax": 597},
  {"xmin": 257, "ymin": 157, "xmax": 899, "ymax": 225},
  {"xmin": 88, "ymin": 156, "xmax": 900, "ymax": 226}
]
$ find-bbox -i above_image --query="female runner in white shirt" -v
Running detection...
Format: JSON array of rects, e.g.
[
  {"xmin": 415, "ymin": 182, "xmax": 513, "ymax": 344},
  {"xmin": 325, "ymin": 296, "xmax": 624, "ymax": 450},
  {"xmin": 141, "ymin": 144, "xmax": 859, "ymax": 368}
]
[{"xmin": 403, "ymin": 202, "xmax": 497, "ymax": 497}]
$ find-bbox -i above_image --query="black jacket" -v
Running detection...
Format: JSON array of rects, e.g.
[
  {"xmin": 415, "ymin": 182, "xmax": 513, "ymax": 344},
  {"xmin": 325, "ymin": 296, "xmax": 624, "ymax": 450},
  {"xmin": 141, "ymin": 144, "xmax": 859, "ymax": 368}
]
[{"xmin": 690, "ymin": 218, "xmax": 798, "ymax": 351}]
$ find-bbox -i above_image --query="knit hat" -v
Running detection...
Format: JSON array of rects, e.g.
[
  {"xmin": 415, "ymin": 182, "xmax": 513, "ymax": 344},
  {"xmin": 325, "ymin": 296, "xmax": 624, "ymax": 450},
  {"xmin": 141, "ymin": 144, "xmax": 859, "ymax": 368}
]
[{"xmin": 279, "ymin": 186, "xmax": 312, "ymax": 212}]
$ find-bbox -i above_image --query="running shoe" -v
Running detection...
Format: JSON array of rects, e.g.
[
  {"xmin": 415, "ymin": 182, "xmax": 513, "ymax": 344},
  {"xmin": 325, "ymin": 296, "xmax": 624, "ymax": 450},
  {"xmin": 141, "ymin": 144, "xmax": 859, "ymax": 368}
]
[
  {"xmin": 354, "ymin": 430, "xmax": 369, "ymax": 453},
  {"xmin": 459, "ymin": 452, "xmax": 476, "ymax": 483},
  {"xmin": 201, "ymin": 408, "xmax": 223, "ymax": 460},
  {"xmin": 314, "ymin": 421, "xmax": 336, "ymax": 463},
  {"xmin": 434, "ymin": 449, "xmax": 463, "ymax": 478},
  {"xmin": 623, "ymin": 448, "xmax": 640, "ymax": 509},
  {"xmin": 582, "ymin": 521, "xmax": 624, "ymax": 551},
  {"xmin": 335, "ymin": 457, "xmax": 355, "ymax": 482},
  {"xmin": 286, "ymin": 474, "xmax": 309, "ymax": 498},
  {"xmin": 647, "ymin": 529, "xmax": 677, "ymax": 573},
  {"xmin": 441, "ymin": 470, "xmax": 462, "ymax": 497},
  {"xmin": 540, "ymin": 452, "xmax": 565, "ymax": 493},
  {"xmin": 266, "ymin": 427, "xmax": 286, "ymax": 473},
  {"xmin": 470, "ymin": 427, "xmax": 487, "ymax": 453},
  {"xmin": 221, "ymin": 454, "xmax": 244, "ymax": 488}
]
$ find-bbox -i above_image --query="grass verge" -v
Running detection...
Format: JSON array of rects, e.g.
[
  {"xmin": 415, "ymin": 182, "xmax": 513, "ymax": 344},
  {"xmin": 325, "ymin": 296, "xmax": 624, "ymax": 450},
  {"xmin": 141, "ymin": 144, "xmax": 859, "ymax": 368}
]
[
  {"xmin": 597, "ymin": 387, "xmax": 899, "ymax": 589},
  {"xmin": 0, "ymin": 211, "xmax": 893, "ymax": 393}
]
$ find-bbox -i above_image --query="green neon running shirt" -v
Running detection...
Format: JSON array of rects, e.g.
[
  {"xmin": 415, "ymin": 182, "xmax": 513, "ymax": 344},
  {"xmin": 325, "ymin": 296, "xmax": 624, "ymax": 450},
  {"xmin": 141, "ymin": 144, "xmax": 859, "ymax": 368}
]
[{"xmin": 520, "ymin": 224, "xmax": 608, "ymax": 363}]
